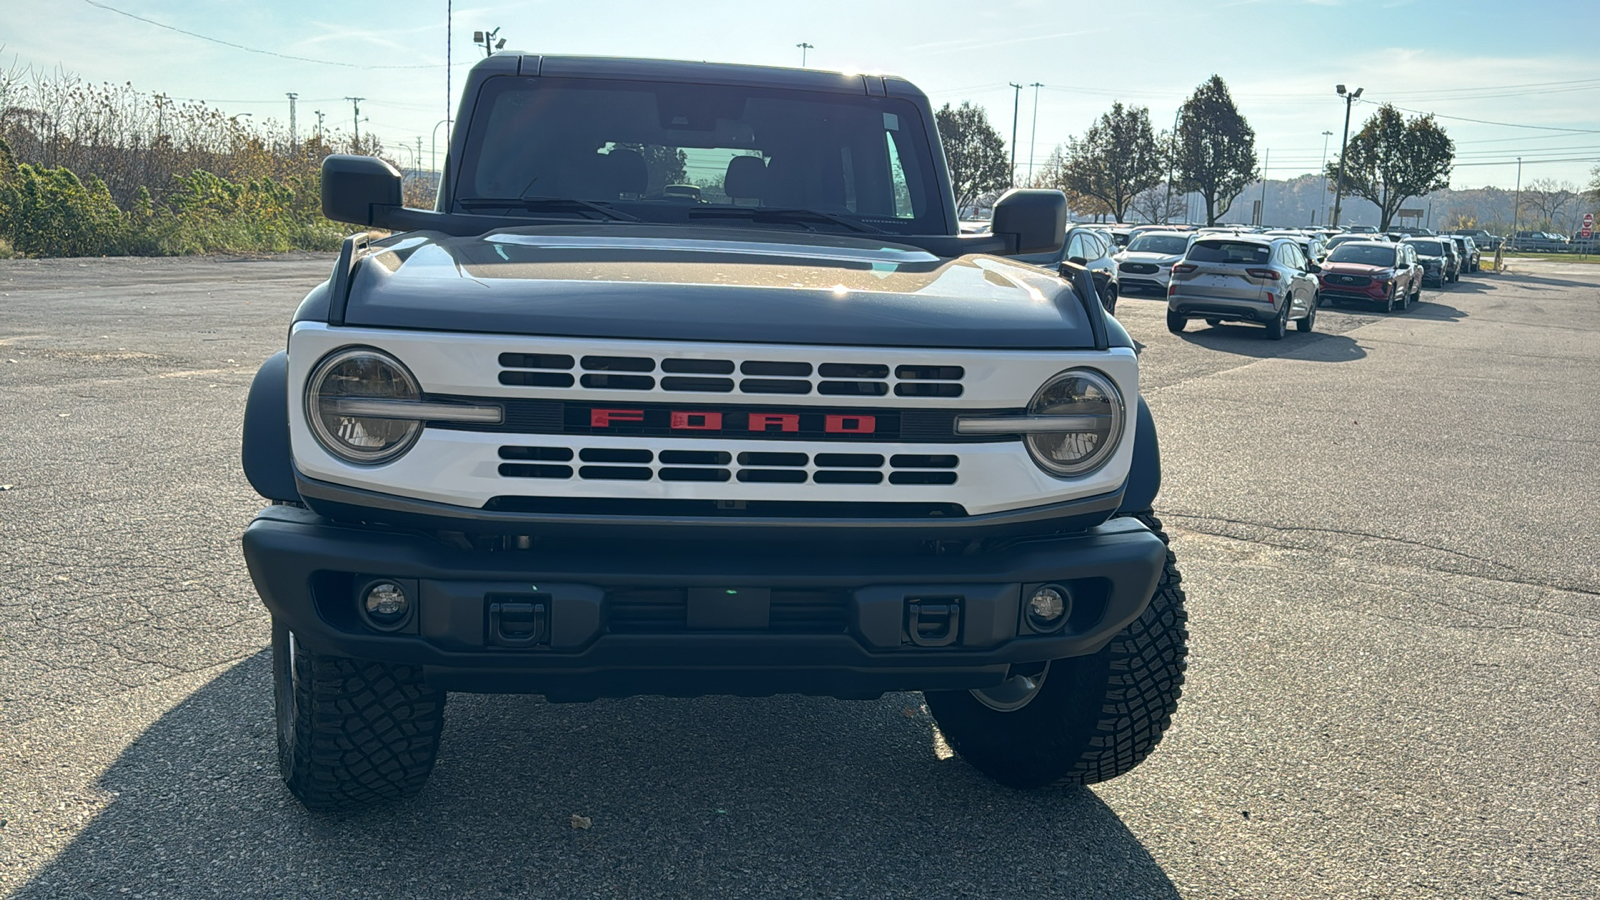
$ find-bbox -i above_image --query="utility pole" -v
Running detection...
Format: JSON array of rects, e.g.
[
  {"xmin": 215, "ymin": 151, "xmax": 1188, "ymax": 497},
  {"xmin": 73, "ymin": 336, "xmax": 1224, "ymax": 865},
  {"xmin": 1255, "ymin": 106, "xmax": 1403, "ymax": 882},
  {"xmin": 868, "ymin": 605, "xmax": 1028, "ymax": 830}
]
[
  {"xmin": 1330, "ymin": 84, "xmax": 1362, "ymax": 228},
  {"xmin": 1513, "ymin": 156, "xmax": 1523, "ymax": 237},
  {"xmin": 313, "ymin": 110, "xmax": 326, "ymax": 141},
  {"xmin": 1008, "ymin": 82, "xmax": 1023, "ymax": 189},
  {"xmin": 286, "ymin": 92, "xmax": 298, "ymax": 148},
  {"xmin": 1257, "ymin": 148, "xmax": 1269, "ymax": 225},
  {"xmin": 1318, "ymin": 130, "xmax": 1333, "ymax": 226},
  {"xmin": 796, "ymin": 42, "xmax": 813, "ymax": 66},
  {"xmin": 1026, "ymin": 82, "xmax": 1043, "ymax": 185},
  {"xmin": 1164, "ymin": 106, "xmax": 1181, "ymax": 224},
  {"xmin": 346, "ymin": 97, "xmax": 365, "ymax": 150},
  {"xmin": 154, "ymin": 93, "xmax": 169, "ymax": 139},
  {"xmin": 446, "ymin": 0, "xmax": 453, "ymax": 146}
]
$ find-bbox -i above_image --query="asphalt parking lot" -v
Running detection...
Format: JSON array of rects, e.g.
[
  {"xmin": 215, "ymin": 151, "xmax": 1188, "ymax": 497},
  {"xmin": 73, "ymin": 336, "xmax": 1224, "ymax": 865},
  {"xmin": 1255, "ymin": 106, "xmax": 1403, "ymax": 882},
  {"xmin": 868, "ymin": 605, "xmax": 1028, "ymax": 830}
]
[{"xmin": 2, "ymin": 254, "xmax": 1597, "ymax": 899}]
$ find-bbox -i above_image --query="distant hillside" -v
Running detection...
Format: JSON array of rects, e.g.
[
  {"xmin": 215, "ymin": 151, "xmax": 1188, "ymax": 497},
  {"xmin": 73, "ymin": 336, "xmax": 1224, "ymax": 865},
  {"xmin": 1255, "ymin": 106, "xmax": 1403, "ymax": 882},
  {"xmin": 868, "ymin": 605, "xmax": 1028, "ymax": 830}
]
[{"xmin": 1205, "ymin": 174, "xmax": 1597, "ymax": 234}]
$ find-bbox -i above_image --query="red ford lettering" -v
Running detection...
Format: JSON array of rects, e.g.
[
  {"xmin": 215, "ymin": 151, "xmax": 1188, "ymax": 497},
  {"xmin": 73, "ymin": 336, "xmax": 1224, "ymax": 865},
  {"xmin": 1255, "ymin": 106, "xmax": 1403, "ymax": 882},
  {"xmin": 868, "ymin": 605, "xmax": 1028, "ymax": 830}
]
[
  {"xmin": 670, "ymin": 411, "xmax": 723, "ymax": 430},
  {"xmin": 747, "ymin": 413, "xmax": 801, "ymax": 433},
  {"xmin": 590, "ymin": 408, "xmax": 645, "ymax": 427},
  {"xmin": 825, "ymin": 415, "xmax": 876, "ymax": 434}
]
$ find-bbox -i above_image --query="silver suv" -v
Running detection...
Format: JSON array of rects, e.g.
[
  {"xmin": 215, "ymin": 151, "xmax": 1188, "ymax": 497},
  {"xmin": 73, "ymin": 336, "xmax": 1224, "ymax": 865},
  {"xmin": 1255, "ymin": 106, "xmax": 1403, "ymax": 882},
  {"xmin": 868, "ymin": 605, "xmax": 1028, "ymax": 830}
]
[{"xmin": 1165, "ymin": 235, "xmax": 1319, "ymax": 339}]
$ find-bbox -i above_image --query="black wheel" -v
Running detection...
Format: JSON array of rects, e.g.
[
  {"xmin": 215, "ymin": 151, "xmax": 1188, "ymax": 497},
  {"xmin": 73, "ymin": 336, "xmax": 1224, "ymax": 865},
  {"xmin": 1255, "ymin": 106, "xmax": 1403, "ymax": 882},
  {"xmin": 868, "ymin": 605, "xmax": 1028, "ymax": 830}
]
[
  {"xmin": 1398, "ymin": 284, "xmax": 1410, "ymax": 311},
  {"xmin": 1166, "ymin": 311, "xmax": 1186, "ymax": 334},
  {"xmin": 1411, "ymin": 281, "xmax": 1422, "ymax": 306},
  {"xmin": 273, "ymin": 618, "xmax": 445, "ymax": 810},
  {"xmin": 1264, "ymin": 299, "xmax": 1288, "ymax": 340},
  {"xmin": 1296, "ymin": 296, "xmax": 1316, "ymax": 332},
  {"xmin": 1102, "ymin": 285, "xmax": 1119, "ymax": 316},
  {"xmin": 1384, "ymin": 285, "xmax": 1396, "ymax": 313},
  {"xmin": 925, "ymin": 513, "xmax": 1189, "ymax": 788}
]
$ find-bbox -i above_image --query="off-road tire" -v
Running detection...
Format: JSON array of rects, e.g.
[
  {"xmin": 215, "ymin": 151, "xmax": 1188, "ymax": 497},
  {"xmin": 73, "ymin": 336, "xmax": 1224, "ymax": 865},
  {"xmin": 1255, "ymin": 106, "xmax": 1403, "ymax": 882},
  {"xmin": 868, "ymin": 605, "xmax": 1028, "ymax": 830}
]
[
  {"xmin": 924, "ymin": 513, "xmax": 1189, "ymax": 788},
  {"xmin": 1296, "ymin": 297, "xmax": 1316, "ymax": 332},
  {"xmin": 273, "ymin": 618, "xmax": 445, "ymax": 810},
  {"xmin": 1166, "ymin": 311, "xmax": 1186, "ymax": 334}
]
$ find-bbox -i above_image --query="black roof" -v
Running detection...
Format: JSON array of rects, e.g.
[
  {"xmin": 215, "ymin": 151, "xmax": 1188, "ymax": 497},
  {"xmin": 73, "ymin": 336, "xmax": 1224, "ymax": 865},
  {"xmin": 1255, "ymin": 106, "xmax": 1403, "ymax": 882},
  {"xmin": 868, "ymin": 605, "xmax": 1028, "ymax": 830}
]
[{"xmin": 473, "ymin": 53, "xmax": 926, "ymax": 99}]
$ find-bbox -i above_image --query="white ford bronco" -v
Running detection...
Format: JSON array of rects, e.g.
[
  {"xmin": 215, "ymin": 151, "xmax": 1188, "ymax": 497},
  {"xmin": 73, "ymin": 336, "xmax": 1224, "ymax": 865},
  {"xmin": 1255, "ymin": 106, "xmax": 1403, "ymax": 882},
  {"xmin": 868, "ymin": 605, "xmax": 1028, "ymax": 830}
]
[{"xmin": 241, "ymin": 54, "xmax": 1188, "ymax": 809}]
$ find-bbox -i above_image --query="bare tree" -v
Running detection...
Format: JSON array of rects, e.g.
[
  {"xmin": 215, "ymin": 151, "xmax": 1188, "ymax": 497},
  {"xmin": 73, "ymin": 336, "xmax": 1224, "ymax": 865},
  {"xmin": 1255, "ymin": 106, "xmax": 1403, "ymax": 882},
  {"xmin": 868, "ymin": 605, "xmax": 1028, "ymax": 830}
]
[
  {"xmin": 1130, "ymin": 183, "xmax": 1186, "ymax": 224},
  {"xmin": 1522, "ymin": 178, "xmax": 1579, "ymax": 230}
]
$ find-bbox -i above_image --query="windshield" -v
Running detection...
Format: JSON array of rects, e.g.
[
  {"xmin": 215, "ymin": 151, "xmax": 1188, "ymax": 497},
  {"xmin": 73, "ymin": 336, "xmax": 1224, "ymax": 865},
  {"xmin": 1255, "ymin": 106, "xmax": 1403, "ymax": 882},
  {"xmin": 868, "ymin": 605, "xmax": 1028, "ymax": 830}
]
[
  {"xmin": 1408, "ymin": 241, "xmax": 1445, "ymax": 256},
  {"xmin": 1127, "ymin": 234, "xmax": 1189, "ymax": 255},
  {"xmin": 1187, "ymin": 240, "xmax": 1270, "ymax": 264},
  {"xmin": 455, "ymin": 76, "xmax": 943, "ymax": 234},
  {"xmin": 1327, "ymin": 244, "xmax": 1397, "ymax": 266}
]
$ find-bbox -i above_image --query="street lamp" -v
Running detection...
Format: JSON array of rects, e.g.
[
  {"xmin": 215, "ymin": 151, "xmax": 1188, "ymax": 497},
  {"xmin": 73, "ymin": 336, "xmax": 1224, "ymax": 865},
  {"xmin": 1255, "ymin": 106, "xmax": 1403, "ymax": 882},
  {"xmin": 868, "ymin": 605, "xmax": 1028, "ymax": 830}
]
[
  {"xmin": 796, "ymin": 42, "xmax": 813, "ymax": 66},
  {"xmin": 474, "ymin": 27, "xmax": 505, "ymax": 56},
  {"xmin": 1318, "ymin": 130, "xmax": 1333, "ymax": 225},
  {"xmin": 1330, "ymin": 84, "xmax": 1362, "ymax": 228},
  {"xmin": 1008, "ymin": 82, "xmax": 1023, "ymax": 189},
  {"xmin": 430, "ymin": 117, "xmax": 452, "ymax": 175}
]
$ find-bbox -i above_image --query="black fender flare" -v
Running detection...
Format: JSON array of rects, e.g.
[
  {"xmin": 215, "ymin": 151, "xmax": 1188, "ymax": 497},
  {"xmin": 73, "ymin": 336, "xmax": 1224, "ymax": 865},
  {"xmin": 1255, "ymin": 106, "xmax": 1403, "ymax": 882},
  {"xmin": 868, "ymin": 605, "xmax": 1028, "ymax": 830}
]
[
  {"xmin": 242, "ymin": 351, "xmax": 299, "ymax": 503},
  {"xmin": 1116, "ymin": 395, "xmax": 1161, "ymax": 514}
]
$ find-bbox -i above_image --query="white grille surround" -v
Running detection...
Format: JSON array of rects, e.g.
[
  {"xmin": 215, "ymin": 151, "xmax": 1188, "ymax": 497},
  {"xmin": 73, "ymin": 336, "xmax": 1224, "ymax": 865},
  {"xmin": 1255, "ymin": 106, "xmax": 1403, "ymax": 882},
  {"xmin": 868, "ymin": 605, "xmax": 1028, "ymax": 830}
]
[{"xmin": 287, "ymin": 323, "xmax": 1140, "ymax": 517}]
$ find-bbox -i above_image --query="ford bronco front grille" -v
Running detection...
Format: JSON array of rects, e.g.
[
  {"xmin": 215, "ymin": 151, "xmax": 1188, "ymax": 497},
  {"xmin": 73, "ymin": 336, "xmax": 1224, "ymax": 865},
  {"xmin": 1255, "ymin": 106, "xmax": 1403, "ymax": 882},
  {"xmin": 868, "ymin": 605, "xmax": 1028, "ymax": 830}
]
[
  {"xmin": 499, "ymin": 353, "xmax": 964, "ymax": 398},
  {"xmin": 497, "ymin": 445, "xmax": 959, "ymax": 486}
]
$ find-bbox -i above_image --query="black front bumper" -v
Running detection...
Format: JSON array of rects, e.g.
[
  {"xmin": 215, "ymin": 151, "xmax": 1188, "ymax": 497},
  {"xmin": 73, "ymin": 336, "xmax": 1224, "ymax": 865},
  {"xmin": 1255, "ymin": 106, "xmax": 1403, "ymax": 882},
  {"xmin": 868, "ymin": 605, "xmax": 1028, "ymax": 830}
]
[{"xmin": 242, "ymin": 505, "xmax": 1167, "ymax": 700}]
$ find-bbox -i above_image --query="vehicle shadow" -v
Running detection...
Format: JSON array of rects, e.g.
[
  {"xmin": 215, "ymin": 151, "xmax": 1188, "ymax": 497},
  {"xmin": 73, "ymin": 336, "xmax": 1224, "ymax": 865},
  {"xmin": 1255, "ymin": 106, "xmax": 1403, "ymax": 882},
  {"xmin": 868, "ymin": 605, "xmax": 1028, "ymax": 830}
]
[
  {"xmin": 1174, "ymin": 322, "xmax": 1367, "ymax": 362},
  {"xmin": 15, "ymin": 654, "xmax": 1183, "ymax": 900}
]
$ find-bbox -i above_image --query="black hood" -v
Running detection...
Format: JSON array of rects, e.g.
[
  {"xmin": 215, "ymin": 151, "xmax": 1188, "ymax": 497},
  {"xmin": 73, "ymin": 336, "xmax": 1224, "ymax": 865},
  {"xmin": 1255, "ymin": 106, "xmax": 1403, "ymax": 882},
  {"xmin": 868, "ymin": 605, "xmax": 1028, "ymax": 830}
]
[{"xmin": 340, "ymin": 225, "xmax": 1097, "ymax": 350}]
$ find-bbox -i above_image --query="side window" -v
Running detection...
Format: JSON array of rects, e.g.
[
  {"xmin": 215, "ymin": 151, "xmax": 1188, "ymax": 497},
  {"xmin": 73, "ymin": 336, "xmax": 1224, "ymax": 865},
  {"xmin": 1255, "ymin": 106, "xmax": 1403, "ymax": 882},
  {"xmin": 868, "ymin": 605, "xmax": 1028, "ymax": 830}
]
[
  {"xmin": 1065, "ymin": 232, "xmax": 1085, "ymax": 260},
  {"xmin": 883, "ymin": 130, "xmax": 914, "ymax": 218},
  {"xmin": 1085, "ymin": 233, "xmax": 1106, "ymax": 258}
]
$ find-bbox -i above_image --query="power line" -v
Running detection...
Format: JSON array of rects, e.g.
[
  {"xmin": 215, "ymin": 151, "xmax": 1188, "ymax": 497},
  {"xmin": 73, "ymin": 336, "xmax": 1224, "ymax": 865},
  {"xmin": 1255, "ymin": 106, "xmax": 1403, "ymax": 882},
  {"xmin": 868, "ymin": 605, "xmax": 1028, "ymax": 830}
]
[
  {"xmin": 82, "ymin": 0, "xmax": 442, "ymax": 70},
  {"xmin": 1359, "ymin": 97, "xmax": 1600, "ymax": 135}
]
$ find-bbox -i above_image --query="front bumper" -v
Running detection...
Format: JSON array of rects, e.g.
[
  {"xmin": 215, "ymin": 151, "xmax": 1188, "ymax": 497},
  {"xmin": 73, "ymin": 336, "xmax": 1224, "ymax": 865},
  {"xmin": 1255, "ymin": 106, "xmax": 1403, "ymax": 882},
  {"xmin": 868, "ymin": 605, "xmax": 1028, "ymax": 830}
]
[{"xmin": 242, "ymin": 504, "xmax": 1167, "ymax": 700}]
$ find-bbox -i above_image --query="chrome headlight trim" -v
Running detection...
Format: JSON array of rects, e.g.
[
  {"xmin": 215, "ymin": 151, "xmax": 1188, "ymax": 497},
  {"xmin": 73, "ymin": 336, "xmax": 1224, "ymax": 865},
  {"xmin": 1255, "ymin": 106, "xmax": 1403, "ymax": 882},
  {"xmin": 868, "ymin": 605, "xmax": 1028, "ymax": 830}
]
[{"xmin": 957, "ymin": 368, "xmax": 1125, "ymax": 478}]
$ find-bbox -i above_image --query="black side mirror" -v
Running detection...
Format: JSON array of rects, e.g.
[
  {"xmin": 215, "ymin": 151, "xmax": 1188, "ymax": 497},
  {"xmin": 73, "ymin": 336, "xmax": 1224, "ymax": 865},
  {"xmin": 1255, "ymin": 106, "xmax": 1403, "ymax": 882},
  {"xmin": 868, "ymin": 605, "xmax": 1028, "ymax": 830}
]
[
  {"xmin": 1067, "ymin": 255, "xmax": 1088, "ymax": 266},
  {"xmin": 1308, "ymin": 262, "xmax": 1321, "ymax": 273},
  {"xmin": 322, "ymin": 154, "xmax": 403, "ymax": 227},
  {"xmin": 992, "ymin": 189, "xmax": 1067, "ymax": 256}
]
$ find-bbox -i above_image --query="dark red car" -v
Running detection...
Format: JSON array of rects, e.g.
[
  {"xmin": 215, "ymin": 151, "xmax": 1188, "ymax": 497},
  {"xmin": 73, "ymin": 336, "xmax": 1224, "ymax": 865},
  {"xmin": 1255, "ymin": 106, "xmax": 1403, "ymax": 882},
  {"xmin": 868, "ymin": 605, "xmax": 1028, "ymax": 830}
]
[{"xmin": 1317, "ymin": 240, "xmax": 1422, "ymax": 312}]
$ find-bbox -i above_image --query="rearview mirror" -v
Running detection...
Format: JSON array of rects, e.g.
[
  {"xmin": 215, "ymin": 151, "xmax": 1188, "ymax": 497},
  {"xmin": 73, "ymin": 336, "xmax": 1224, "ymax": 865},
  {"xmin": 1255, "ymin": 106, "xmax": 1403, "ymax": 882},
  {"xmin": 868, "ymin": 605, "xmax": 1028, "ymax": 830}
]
[
  {"xmin": 322, "ymin": 154, "xmax": 403, "ymax": 227},
  {"xmin": 991, "ymin": 189, "xmax": 1067, "ymax": 256}
]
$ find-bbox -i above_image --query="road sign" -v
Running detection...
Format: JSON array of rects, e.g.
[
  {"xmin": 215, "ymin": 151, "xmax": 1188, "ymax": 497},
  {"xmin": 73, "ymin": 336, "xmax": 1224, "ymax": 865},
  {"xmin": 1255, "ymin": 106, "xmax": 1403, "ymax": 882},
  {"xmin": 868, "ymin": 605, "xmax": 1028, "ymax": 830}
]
[{"xmin": 1583, "ymin": 213, "xmax": 1594, "ymax": 239}]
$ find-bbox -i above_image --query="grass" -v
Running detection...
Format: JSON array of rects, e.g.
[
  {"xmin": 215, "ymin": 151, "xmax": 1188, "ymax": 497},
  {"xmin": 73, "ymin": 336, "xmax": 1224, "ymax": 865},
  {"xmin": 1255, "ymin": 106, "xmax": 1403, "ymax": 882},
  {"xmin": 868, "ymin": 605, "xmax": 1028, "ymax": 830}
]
[{"xmin": 1496, "ymin": 251, "xmax": 1600, "ymax": 266}]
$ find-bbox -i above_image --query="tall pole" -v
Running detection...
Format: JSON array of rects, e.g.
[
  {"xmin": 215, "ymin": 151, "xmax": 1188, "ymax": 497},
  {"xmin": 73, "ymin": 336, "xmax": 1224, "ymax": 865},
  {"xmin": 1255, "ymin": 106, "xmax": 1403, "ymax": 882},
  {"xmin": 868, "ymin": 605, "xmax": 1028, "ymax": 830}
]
[
  {"xmin": 346, "ymin": 97, "xmax": 364, "ymax": 150},
  {"xmin": 1164, "ymin": 106, "xmax": 1180, "ymax": 224},
  {"xmin": 1026, "ymin": 82, "xmax": 1043, "ymax": 185},
  {"xmin": 314, "ymin": 110, "xmax": 325, "ymax": 141},
  {"xmin": 1330, "ymin": 85, "xmax": 1361, "ymax": 228},
  {"xmin": 446, "ymin": 0, "xmax": 453, "ymax": 145},
  {"xmin": 1318, "ymin": 130, "xmax": 1333, "ymax": 226},
  {"xmin": 1513, "ymin": 156, "xmax": 1523, "ymax": 237},
  {"xmin": 796, "ymin": 42, "xmax": 813, "ymax": 66},
  {"xmin": 286, "ymin": 93, "xmax": 298, "ymax": 148},
  {"xmin": 1258, "ymin": 148, "xmax": 1269, "ymax": 225},
  {"xmin": 1008, "ymin": 82, "xmax": 1022, "ymax": 189}
]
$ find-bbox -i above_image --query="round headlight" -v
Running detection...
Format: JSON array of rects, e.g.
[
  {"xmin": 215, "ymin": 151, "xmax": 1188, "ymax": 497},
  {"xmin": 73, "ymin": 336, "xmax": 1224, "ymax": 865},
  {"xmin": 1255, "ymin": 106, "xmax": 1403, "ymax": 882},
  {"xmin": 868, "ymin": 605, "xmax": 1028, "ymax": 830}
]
[
  {"xmin": 1024, "ymin": 369, "xmax": 1125, "ymax": 477},
  {"xmin": 305, "ymin": 347, "xmax": 423, "ymax": 465}
]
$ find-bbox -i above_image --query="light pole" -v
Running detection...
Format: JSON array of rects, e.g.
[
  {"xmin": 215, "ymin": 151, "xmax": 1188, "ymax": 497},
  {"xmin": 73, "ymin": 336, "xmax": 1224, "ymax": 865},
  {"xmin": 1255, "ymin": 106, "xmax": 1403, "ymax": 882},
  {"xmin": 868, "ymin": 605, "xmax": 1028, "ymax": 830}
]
[
  {"xmin": 1258, "ymin": 148, "xmax": 1269, "ymax": 226},
  {"xmin": 1513, "ymin": 156, "xmax": 1523, "ymax": 239},
  {"xmin": 345, "ymin": 97, "xmax": 365, "ymax": 150},
  {"xmin": 1330, "ymin": 84, "xmax": 1362, "ymax": 228},
  {"xmin": 1008, "ymin": 82, "xmax": 1023, "ymax": 189},
  {"xmin": 1164, "ymin": 106, "xmax": 1181, "ymax": 224},
  {"xmin": 1318, "ymin": 130, "xmax": 1333, "ymax": 225},
  {"xmin": 1026, "ymin": 82, "xmax": 1043, "ymax": 185},
  {"xmin": 474, "ymin": 27, "xmax": 504, "ymax": 56},
  {"xmin": 430, "ymin": 117, "xmax": 452, "ymax": 175},
  {"xmin": 286, "ymin": 93, "xmax": 298, "ymax": 148},
  {"xmin": 796, "ymin": 42, "xmax": 813, "ymax": 66}
]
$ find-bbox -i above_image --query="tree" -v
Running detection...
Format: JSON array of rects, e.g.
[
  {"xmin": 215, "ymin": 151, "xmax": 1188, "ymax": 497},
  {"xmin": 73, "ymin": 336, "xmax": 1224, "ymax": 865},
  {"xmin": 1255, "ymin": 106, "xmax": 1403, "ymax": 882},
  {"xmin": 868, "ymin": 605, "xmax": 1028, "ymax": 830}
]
[
  {"xmin": 1173, "ymin": 76, "xmax": 1257, "ymax": 226},
  {"xmin": 1031, "ymin": 146, "xmax": 1111, "ymax": 220},
  {"xmin": 1130, "ymin": 182, "xmax": 1186, "ymax": 224},
  {"xmin": 1523, "ymin": 178, "xmax": 1579, "ymax": 230},
  {"xmin": 1325, "ymin": 104, "xmax": 1454, "ymax": 232},
  {"xmin": 1054, "ymin": 103, "xmax": 1166, "ymax": 223},
  {"xmin": 935, "ymin": 101, "xmax": 1009, "ymax": 210}
]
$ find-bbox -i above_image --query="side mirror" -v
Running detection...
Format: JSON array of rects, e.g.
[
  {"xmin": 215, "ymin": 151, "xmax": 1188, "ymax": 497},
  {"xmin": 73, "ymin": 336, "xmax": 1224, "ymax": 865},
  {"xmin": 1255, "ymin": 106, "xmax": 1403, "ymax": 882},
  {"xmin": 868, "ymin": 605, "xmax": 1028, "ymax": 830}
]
[
  {"xmin": 991, "ymin": 189, "xmax": 1067, "ymax": 256},
  {"xmin": 1308, "ymin": 262, "xmax": 1321, "ymax": 273},
  {"xmin": 322, "ymin": 154, "xmax": 403, "ymax": 227},
  {"xmin": 1067, "ymin": 256, "xmax": 1088, "ymax": 267}
]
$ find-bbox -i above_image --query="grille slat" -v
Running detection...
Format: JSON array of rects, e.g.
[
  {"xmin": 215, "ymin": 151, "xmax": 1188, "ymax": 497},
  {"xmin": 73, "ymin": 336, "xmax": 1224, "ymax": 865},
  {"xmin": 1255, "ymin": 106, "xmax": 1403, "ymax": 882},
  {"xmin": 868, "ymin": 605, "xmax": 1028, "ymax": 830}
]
[
  {"xmin": 495, "ymin": 445, "xmax": 959, "ymax": 487},
  {"xmin": 495, "ymin": 354, "xmax": 966, "ymax": 398}
]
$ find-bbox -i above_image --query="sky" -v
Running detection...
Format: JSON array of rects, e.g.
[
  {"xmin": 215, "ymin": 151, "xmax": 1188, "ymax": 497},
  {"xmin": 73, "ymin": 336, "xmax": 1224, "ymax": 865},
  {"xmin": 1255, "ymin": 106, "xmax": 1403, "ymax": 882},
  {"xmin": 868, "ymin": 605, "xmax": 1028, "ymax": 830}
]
[{"xmin": 3, "ymin": 0, "xmax": 1599, "ymax": 190}]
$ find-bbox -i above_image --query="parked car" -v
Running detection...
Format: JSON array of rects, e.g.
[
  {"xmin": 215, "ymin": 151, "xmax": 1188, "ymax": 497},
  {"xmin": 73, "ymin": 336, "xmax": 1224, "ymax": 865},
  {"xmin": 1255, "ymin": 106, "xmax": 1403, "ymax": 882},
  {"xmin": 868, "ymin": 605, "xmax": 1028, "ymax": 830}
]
[
  {"xmin": 1509, "ymin": 231, "xmax": 1570, "ymax": 252},
  {"xmin": 1166, "ymin": 234, "xmax": 1319, "ymax": 339},
  {"xmin": 1318, "ymin": 241, "xmax": 1422, "ymax": 312},
  {"xmin": 1402, "ymin": 237, "xmax": 1457, "ymax": 286},
  {"xmin": 1063, "ymin": 226, "xmax": 1122, "ymax": 313},
  {"xmin": 1448, "ymin": 235, "xmax": 1481, "ymax": 273},
  {"xmin": 1346, "ymin": 225, "xmax": 1378, "ymax": 234},
  {"xmin": 1326, "ymin": 233, "xmax": 1387, "ymax": 253},
  {"xmin": 1266, "ymin": 230, "xmax": 1328, "ymax": 265},
  {"xmin": 1453, "ymin": 228, "xmax": 1502, "ymax": 250},
  {"xmin": 1115, "ymin": 230, "xmax": 1194, "ymax": 295}
]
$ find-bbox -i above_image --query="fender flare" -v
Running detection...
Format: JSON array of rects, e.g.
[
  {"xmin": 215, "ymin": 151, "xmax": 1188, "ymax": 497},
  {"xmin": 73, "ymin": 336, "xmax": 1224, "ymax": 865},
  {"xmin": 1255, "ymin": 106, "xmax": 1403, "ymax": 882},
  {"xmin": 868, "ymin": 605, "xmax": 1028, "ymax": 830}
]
[
  {"xmin": 241, "ymin": 351, "xmax": 299, "ymax": 503},
  {"xmin": 1116, "ymin": 395, "xmax": 1161, "ymax": 514}
]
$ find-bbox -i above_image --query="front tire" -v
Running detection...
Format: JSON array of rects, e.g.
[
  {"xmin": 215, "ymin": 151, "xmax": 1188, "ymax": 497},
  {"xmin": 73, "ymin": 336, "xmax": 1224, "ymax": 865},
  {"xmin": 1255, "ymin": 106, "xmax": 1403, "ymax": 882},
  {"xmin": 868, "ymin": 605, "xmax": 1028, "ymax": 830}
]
[
  {"xmin": 924, "ymin": 513, "xmax": 1189, "ymax": 788},
  {"xmin": 1102, "ymin": 285, "xmax": 1119, "ymax": 316},
  {"xmin": 273, "ymin": 618, "xmax": 446, "ymax": 810}
]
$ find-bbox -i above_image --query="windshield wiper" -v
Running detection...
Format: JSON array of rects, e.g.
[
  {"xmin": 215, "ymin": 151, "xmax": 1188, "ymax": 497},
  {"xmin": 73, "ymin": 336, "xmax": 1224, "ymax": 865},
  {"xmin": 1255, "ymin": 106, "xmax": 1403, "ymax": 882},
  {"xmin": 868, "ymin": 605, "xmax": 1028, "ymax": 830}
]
[
  {"xmin": 687, "ymin": 206, "xmax": 884, "ymax": 234},
  {"xmin": 457, "ymin": 197, "xmax": 639, "ymax": 222}
]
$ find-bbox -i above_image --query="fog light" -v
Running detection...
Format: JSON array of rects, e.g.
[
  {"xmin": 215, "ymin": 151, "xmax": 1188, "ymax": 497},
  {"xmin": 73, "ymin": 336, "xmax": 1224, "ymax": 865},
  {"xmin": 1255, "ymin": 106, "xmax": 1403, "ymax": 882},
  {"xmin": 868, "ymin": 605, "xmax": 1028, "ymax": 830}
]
[
  {"xmin": 362, "ymin": 580, "xmax": 410, "ymax": 630},
  {"xmin": 1026, "ymin": 585, "xmax": 1071, "ymax": 632}
]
